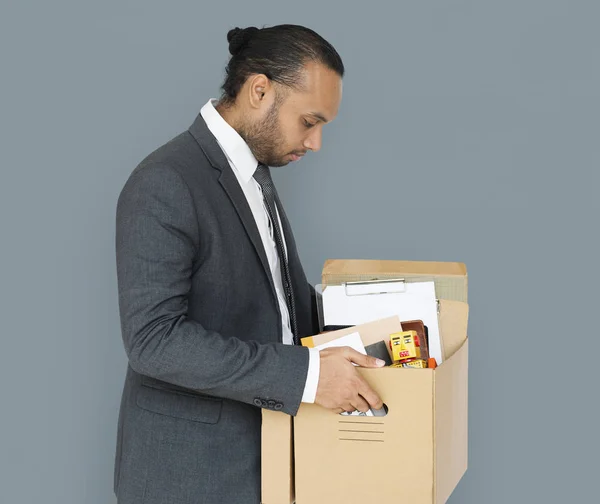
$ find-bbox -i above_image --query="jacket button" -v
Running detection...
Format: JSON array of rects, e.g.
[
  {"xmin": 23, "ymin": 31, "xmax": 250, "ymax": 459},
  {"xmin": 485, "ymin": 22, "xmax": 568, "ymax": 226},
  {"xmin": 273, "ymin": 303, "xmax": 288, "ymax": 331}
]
[
  {"xmin": 253, "ymin": 398, "xmax": 262, "ymax": 407},
  {"xmin": 274, "ymin": 403, "xmax": 283, "ymax": 410},
  {"xmin": 267, "ymin": 400, "xmax": 276, "ymax": 409},
  {"xmin": 261, "ymin": 400, "xmax": 268, "ymax": 408}
]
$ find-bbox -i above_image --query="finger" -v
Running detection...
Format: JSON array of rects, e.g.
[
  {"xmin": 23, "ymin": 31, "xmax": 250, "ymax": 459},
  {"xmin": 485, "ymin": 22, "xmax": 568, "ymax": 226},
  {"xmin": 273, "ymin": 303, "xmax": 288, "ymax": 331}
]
[
  {"xmin": 350, "ymin": 395, "xmax": 371, "ymax": 413},
  {"xmin": 357, "ymin": 378, "xmax": 383, "ymax": 410},
  {"xmin": 344, "ymin": 348, "xmax": 386, "ymax": 368}
]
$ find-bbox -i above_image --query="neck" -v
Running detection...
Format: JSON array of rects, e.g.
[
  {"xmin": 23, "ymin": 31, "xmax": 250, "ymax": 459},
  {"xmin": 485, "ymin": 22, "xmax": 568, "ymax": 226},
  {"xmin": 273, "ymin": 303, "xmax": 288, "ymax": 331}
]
[{"xmin": 215, "ymin": 101, "xmax": 243, "ymax": 131}]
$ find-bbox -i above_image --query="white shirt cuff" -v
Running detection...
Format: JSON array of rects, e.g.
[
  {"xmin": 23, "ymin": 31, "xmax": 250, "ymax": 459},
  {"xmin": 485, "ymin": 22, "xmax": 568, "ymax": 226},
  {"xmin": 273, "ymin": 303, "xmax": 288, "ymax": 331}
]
[{"xmin": 300, "ymin": 348, "xmax": 320, "ymax": 403}]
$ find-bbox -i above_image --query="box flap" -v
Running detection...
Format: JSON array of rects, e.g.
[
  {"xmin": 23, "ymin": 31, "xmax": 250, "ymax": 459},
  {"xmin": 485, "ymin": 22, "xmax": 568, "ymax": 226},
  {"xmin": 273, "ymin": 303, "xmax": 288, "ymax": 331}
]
[
  {"xmin": 322, "ymin": 259, "xmax": 468, "ymax": 303},
  {"xmin": 261, "ymin": 410, "xmax": 294, "ymax": 504},
  {"xmin": 434, "ymin": 340, "xmax": 469, "ymax": 504},
  {"xmin": 438, "ymin": 299, "xmax": 469, "ymax": 360}
]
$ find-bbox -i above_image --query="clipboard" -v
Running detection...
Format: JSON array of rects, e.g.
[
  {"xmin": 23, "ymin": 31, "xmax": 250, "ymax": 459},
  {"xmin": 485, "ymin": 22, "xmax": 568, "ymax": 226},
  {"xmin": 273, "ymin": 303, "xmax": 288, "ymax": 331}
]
[{"xmin": 317, "ymin": 278, "xmax": 444, "ymax": 364}]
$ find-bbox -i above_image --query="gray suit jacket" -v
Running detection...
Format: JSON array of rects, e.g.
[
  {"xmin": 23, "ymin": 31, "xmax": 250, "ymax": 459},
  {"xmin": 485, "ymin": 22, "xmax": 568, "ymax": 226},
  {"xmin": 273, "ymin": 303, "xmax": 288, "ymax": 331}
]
[{"xmin": 113, "ymin": 112, "xmax": 318, "ymax": 504}]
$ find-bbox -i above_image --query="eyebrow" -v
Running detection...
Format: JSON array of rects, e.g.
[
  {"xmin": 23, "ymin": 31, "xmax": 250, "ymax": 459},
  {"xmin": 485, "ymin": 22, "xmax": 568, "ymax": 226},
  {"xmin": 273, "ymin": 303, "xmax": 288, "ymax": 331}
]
[{"xmin": 307, "ymin": 112, "xmax": 329, "ymax": 123}]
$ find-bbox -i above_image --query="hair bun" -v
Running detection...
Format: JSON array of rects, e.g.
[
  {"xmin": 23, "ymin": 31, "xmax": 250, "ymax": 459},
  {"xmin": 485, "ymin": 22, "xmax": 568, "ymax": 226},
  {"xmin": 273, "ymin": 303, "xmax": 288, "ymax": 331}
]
[{"xmin": 227, "ymin": 26, "xmax": 259, "ymax": 56}]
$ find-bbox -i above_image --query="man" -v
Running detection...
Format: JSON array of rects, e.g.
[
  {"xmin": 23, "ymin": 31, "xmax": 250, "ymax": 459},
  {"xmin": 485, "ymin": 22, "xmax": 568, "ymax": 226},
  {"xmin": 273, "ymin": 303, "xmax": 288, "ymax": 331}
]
[{"xmin": 114, "ymin": 24, "xmax": 385, "ymax": 504}]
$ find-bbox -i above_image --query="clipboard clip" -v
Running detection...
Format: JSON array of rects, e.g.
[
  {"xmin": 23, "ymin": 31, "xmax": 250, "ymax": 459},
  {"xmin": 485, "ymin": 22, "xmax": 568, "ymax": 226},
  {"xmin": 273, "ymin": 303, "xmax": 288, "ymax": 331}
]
[{"xmin": 344, "ymin": 278, "xmax": 406, "ymax": 296}]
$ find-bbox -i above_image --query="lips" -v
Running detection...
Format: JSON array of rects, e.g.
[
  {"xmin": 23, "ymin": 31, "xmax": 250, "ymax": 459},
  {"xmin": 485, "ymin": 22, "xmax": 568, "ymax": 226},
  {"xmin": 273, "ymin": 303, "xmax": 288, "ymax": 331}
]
[{"xmin": 290, "ymin": 152, "xmax": 306, "ymax": 161}]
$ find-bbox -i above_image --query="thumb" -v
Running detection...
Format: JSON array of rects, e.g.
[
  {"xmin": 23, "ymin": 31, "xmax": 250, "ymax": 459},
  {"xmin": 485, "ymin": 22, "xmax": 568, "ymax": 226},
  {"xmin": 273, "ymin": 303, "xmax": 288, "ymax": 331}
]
[{"xmin": 345, "ymin": 348, "xmax": 386, "ymax": 368}]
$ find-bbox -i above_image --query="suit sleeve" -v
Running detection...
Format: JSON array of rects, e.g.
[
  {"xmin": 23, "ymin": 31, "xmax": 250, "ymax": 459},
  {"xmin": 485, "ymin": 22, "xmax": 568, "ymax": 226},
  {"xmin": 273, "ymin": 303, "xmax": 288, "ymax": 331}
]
[{"xmin": 115, "ymin": 163, "xmax": 310, "ymax": 416}]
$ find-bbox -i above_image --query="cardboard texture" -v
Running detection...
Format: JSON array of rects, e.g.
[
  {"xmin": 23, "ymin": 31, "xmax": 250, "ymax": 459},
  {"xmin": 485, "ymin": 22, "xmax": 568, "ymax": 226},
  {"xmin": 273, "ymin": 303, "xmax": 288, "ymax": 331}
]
[
  {"xmin": 261, "ymin": 410, "xmax": 294, "ymax": 504},
  {"xmin": 261, "ymin": 259, "xmax": 469, "ymax": 504},
  {"xmin": 435, "ymin": 338, "xmax": 468, "ymax": 504}
]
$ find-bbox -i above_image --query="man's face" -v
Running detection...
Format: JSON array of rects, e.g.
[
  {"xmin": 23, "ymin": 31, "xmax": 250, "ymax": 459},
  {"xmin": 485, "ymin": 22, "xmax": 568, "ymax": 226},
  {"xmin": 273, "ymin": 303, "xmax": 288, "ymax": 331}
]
[{"xmin": 242, "ymin": 62, "xmax": 342, "ymax": 167}]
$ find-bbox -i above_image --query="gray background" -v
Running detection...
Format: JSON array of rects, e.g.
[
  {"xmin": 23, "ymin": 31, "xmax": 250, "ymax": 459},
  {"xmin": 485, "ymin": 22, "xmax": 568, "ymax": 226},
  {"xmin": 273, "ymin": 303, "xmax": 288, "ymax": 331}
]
[{"xmin": 1, "ymin": 0, "xmax": 597, "ymax": 503}]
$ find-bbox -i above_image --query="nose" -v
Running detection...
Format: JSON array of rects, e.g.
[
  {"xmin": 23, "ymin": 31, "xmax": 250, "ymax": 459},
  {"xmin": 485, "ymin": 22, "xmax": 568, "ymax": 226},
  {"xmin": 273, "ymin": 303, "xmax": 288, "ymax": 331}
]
[{"xmin": 303, "ymin": 127, "xmax": 322, "ymax": 152}]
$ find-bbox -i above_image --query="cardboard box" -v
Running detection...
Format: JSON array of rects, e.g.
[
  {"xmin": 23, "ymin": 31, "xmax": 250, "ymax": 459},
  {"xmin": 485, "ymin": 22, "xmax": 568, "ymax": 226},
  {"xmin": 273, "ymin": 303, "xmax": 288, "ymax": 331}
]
[
  {"xmin": 294, "ymin": 259, "xmax": 469, "ymax": 504},
  {"xmin": 260, "ymin": 259, "xmax": 468, "ymax": 504},
  {"xmin": 261, "ymin": 409, "xmax": 294, "ymax": 504}
]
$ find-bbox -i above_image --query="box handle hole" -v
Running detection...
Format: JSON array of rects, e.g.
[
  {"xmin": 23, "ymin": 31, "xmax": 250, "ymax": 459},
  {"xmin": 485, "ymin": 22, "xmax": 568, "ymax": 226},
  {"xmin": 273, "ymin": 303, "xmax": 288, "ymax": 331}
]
[{"xmin": 338, "ymin": 403, "xmax": 388, "ymax": 417}]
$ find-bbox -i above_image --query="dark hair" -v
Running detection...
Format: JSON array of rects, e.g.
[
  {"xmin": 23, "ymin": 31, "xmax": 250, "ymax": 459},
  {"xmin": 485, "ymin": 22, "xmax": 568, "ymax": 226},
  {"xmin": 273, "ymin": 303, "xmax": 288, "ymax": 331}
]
[{"xmin": 219, "ymin": 24, "xmax": 344, "ymax": 106}]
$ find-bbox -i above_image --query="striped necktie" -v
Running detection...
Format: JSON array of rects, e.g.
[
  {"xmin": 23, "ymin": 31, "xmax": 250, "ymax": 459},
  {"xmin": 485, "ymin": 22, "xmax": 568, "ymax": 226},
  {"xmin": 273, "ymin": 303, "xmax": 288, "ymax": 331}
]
[{"xmin": 253, "ymin": 163, "xmax": 299, "ymax": 344}]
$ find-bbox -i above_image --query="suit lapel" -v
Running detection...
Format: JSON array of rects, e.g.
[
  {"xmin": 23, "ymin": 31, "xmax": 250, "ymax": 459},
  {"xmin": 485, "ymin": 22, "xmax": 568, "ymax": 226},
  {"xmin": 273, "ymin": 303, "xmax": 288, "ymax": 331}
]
[
  {"xmin": 219, "ymin": 168, "xmax": 275, "ymax": 289},
  {"xmin": 188, "ymin": 113, "xmax": 278, "ymax": 300},
  {"xmin": 273, "ymin": 190, "xmax": 303, "ymax": 297}
]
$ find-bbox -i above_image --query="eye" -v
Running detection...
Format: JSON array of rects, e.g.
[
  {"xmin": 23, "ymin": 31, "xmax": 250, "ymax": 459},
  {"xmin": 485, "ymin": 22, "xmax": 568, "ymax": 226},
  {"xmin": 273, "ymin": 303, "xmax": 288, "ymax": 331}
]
[{"xmin": 303, "ymin": 119, "xmax": 316, "ymax": 128}]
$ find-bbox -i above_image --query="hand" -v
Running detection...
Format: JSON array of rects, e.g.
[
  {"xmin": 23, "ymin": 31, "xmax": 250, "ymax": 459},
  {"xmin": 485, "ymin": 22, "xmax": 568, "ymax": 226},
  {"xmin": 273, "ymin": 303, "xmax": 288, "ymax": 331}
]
[{"xmin": 314, "ymin": 347, "xmax": 384, "ymax": 414}]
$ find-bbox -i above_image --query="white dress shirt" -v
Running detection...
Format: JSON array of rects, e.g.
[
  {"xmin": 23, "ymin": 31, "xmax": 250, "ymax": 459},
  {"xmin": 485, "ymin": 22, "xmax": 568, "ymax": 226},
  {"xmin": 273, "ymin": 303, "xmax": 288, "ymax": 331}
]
[{"xmin": 200, "ymin": 99, "xmax": 320, "ymax": 403}]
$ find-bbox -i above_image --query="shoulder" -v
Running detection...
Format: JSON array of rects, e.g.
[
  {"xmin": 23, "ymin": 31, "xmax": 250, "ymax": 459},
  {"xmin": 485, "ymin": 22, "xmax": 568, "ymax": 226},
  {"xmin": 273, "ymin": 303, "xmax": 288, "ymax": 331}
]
[{"xmin": 121, "ymin": 129, "xmax": 214, "ymax": 196}]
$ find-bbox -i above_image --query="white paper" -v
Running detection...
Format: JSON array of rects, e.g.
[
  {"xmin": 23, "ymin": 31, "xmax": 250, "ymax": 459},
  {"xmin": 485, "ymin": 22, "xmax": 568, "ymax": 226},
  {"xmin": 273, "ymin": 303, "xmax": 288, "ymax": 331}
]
[
  {"xmin": 314, "ymin": 331, "xmax": 366, "ymax": 355},
  {"xmin": 322, "ymin": 281, "xmax": 443, "ymax": 364}
]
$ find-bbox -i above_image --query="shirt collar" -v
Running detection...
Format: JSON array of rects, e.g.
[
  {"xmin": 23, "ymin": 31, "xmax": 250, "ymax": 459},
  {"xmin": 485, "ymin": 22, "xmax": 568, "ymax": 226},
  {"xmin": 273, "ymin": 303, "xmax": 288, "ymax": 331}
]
[{"xmin": 200, "ymin": 98, "xmax": 259, "ymax": 183}]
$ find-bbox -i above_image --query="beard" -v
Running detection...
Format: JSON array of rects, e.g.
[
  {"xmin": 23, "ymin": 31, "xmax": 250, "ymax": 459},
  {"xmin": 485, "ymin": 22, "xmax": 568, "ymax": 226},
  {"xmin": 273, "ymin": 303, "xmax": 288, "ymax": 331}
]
[{"xmin": 238, "ymin": 101, "xmax": 290, "ymax": 167}]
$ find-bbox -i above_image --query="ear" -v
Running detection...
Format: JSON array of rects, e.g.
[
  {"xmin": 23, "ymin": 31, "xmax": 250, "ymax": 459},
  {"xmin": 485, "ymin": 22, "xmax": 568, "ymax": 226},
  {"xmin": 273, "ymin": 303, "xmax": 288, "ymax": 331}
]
[{"xmin": 247, "ymin": 74, "xmax": 273, "ymax": 110}]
